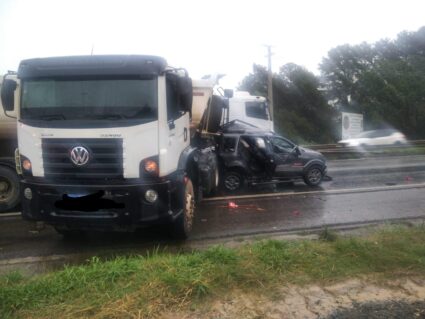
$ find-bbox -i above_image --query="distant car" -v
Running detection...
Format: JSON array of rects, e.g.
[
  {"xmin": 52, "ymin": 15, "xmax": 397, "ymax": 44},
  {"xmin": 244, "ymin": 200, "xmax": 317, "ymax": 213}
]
[
  {"xmin": 338, "ymin": 129, "xmax": 407, "ymax": 147},
  {"xmin": 217, "ymin": 121, "xmax": 327, "ymax": 192}
]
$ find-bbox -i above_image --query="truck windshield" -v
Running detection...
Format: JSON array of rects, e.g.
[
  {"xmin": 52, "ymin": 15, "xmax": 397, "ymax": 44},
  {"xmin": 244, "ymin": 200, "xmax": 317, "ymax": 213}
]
[
  {"xmin": 21, "ymin": 78, "xmax": 158, "ymax": 122},
  {"xmin": 245, "ymin": 101, "xmax": 269, "ymax": 120}
]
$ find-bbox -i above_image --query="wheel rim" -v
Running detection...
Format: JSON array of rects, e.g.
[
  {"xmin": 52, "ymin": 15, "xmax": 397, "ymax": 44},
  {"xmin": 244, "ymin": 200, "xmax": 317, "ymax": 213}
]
[
  {"xmin": 184, "ymin": 181, "xmax": 195, "ymax": 231},
  {"xmin": 224, "ymin": 175, "xmax": 240, "ymax": 191},
  {"xmin": 308, "ymin": 168, "xmax": 322, "ymax": 184},
  {"xmin": 0, "ymin": 177, "xmax": 12, "ymax": 203}
]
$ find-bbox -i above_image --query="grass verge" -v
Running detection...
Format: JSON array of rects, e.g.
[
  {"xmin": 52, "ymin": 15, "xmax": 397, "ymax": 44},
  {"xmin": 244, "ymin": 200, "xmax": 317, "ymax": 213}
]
[{"xmin": 2, "ymin": 225, "xmax": 425, "ymax": 318}]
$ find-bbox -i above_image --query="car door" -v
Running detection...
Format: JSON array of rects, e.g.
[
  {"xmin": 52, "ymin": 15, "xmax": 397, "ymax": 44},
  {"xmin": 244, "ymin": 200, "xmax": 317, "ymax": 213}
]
[{"xmin": 269, "ymin": 137, "xmax": 299, "ymax": 177}]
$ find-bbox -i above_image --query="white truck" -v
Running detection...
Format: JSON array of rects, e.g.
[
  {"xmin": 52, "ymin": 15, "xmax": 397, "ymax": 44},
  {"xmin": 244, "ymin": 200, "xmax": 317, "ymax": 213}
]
[
  {"xmin": 192, "ymin": 77, "xmax": 273, "ymax": 132},
  {"xmin": 1, "ymin": 55, "xmax": 227, "ymax": 238},
  {"xmin": 0, "ymin": 74, "xmax": 20, "ymax": 212},
  {"xmin": 1, "ymin": 55, "xmax": 272, "ymax": 237}
]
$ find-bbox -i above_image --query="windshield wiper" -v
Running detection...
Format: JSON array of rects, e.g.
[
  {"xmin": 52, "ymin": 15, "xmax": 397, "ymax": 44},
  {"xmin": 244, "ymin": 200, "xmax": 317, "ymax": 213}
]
[
  {"xmin": 35, "ymin": 114, "xmax": 67, "ymax": 121},
  {"xmin": 86, "ymin": 114, "xmax": 124, "ymax": 120}
]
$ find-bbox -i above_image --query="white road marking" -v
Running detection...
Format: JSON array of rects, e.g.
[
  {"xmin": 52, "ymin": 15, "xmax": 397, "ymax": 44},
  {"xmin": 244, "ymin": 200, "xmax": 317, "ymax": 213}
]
[
  {"xmin": 0, "ymin": 212, "xmax": 21, "ymax": 217},
  {"xmin": 204, "ymin": 182, "xmax": 425, "ymax": 202}
]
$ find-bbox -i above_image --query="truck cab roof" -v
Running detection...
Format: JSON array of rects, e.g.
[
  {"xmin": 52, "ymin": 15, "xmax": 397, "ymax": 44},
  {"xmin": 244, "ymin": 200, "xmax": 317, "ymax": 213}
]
[{"xmin": 18, "ymin": 55, "xmax": 168, "ymax": 79}]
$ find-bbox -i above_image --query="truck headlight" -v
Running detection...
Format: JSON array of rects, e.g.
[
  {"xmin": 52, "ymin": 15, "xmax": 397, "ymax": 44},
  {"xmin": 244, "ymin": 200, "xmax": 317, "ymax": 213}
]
[{"xmin": 145, "ymin": 189, "xmax": 158, "ymax": 203}]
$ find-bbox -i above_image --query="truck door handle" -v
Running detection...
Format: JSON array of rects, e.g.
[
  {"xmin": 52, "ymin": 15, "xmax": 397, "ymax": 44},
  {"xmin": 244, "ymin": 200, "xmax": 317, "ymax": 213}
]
[{"xmin": 168, "ymin": 120, "xmax": 175, "ymax": 130}]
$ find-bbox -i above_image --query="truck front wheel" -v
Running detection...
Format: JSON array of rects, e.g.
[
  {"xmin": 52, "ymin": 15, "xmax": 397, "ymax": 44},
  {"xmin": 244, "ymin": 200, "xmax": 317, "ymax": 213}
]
[
  {"xmin": 170, "ymin": 177, "xmax": 195, "ymax": 239},
  {"xmin": 0, "ymin": 166, "xmax": 20, "ymax": 212}
]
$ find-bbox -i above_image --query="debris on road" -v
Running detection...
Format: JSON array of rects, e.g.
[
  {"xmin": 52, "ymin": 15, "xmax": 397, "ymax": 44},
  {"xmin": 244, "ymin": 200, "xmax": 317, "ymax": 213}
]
[
  {"xmin": 228, "ymin": 201, "xmax": 239, "ymax": 209},
  {"xmin": 218, "ymin": 202, "xmax": 265, "ymax": 212},
  {"xmin": 292, "ymin": 210, "xmax": 301, "ymax": 216}
]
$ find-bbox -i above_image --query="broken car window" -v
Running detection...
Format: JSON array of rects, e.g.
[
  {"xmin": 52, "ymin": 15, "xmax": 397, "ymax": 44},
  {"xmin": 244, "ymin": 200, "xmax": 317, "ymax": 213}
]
[{"xmin": 271, "ymin": 137, "xmax": 294, "ymax": 153}]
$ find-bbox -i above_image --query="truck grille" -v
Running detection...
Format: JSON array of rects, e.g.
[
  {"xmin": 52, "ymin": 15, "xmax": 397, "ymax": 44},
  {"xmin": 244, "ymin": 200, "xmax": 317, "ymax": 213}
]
[{"xmin": 42, "ymin": 138, "xmax": 124, "ymax": 181}]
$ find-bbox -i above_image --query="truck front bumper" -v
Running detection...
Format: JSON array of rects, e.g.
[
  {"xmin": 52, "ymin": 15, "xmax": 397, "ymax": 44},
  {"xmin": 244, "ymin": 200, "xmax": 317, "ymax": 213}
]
[{"xmin": 20, "ymin": 180, "xmax": 181, "ymax": 230}]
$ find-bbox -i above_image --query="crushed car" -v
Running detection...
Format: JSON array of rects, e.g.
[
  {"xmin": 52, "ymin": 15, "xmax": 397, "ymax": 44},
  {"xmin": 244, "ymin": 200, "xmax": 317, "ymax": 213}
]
[{"xmin": 217, "ymin": 121, "xmax": 327, "ymax": 192}]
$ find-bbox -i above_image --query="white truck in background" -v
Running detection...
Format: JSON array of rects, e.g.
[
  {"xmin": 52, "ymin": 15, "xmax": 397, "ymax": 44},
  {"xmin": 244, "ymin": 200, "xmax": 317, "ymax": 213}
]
[
  {"xmin": 0, "ymin": 74, "xmax": 20, "ymax": 212},
  {"xmin": 192, "ymin": 76, "xmax": 273, "ymax": 133}
]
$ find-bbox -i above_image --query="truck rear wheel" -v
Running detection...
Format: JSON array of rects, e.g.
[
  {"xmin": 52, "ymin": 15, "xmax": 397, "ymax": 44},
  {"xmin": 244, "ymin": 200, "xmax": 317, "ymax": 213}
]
[
  {"xmin": 170, "ymin": 177, "xmax": 195, "ymax": 240},
  {"xmin": 0, "ymin": 166, "xmax": 20, "ymax": 212}
]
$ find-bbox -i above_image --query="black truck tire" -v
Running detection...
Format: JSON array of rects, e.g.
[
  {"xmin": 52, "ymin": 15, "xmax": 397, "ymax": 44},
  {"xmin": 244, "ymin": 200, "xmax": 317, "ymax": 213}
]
[
  {"xmin": 170, "ymin": 177, "xmax": 195, "ymax": 240},
  {"xmin": 0, "ymin": 165, "xmax": 20, "ymax": 212}
]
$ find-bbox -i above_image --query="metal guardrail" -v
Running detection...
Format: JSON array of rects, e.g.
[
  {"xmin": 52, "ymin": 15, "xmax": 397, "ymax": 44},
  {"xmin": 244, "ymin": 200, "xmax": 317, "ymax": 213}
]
[{"xmin": 303, "ymin": 140, "xmax": 425, "ymax": 154}]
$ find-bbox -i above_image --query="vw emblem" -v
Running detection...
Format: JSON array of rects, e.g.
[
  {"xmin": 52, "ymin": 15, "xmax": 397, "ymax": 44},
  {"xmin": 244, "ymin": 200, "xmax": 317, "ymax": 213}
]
[{"xmin": 70, "ymin": 146, "xmax": 90, "ymax": 166}]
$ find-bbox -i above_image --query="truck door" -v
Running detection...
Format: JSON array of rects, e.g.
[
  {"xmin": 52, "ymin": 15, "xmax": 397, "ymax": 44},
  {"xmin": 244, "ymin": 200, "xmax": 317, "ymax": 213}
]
[
  {"xmin": 165, "ymin": 76, "xmax": 190, "ymax": 171},
  {"xmin": 269, "ymin": 137, "xmax": 300, "ymax": 177}
]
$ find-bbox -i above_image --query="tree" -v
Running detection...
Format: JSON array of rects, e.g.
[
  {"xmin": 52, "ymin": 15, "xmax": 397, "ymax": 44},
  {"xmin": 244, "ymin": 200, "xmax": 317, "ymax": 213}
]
[
  {"xmin": 320, "ymin": 26, "xmax": 425, "ymax": 139},
  {"xmin": 239, "ymin": 63, "xmax": 336, "ymax": 144}
]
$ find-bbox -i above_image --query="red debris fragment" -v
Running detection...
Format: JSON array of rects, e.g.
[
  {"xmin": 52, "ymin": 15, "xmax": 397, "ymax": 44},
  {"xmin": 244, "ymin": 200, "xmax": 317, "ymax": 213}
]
[
  {"xmin": 228, "ymin": 201, "xmax": 239, "ymax": 209},
  {"xmin": 405, "ymin": 176, "xmax": 413, "ymax": 181},
  {"xmin": 292, "ymin": 210, "xmax": 300, "ymax": 216}
]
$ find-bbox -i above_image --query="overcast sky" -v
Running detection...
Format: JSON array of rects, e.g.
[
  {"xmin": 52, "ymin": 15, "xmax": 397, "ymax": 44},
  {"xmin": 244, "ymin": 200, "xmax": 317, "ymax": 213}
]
[{"xmin": 0, "ymin": 0, "xmax": 424, "ymax": 88}]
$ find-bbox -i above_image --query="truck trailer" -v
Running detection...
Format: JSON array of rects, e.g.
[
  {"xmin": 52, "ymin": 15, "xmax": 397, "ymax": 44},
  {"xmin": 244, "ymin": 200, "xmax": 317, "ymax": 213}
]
[{"xmin": 1, "ymin": 55, "xmax": 224, "ymax": 238}]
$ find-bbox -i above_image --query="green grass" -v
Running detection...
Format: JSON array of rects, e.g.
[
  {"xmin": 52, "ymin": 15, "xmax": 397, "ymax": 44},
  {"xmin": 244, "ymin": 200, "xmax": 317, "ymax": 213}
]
[{"xmin": 2, "ymin": 225, "xmax": 425, "ymax": 318}]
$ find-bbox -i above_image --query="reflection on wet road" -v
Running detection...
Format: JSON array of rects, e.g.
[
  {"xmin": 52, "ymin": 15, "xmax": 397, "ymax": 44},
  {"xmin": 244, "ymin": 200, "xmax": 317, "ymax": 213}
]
[{"xmin": 193, "ymin": 186, "xmax": 425, "ymax": 239}]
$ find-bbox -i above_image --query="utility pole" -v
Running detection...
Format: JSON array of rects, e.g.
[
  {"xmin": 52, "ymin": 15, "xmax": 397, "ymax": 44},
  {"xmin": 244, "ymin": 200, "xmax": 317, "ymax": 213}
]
[{"xmin": 265, "ymin": 45, "xmax": 274, "ymax": 121}]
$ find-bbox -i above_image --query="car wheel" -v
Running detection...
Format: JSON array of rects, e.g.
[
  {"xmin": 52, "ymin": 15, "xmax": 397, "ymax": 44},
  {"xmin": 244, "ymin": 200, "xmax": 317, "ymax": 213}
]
[
  {"xmin": 303, "ymin": 166, "xmax": 323, "ymax": 186},
  {"xmin": 0, "ymin": 166, "xmax": 20, "ymax": 212},
  {"xmin": 170, "ymin": 177, "xmax": 195, "ymax": 240},
  {"xmin": 222, "ymin": 171, "xmax": 245, "ymax": 193}
]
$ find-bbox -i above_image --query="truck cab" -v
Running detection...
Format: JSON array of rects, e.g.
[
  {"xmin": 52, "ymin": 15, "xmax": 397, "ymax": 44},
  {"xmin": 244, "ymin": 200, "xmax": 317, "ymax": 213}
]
[
  {"xmin": 1, "ymin": 55, "xmax": 217, "ymax": 238},
  {"xmin": 226, "ymin": 92, "xmax": 273, "ymax": 132}
]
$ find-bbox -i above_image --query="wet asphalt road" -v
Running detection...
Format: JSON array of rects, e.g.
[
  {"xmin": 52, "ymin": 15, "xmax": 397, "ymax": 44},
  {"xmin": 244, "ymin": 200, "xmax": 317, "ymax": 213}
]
[{"xmin": 1, "ymin": 155, "xmax": 425, "ymax": 269}]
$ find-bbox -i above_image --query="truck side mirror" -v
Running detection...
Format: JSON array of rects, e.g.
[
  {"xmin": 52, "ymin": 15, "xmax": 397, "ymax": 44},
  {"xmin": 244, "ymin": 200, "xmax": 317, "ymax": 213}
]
[
  {"xmin": 177, "ymin": 76, "xmax": 192, "ymax": 113},
  {"xmin": 1, "ymin": 79, "xmax": 17, "ymax": 112},
  {"xmin": 224, "ymin": 89, "xmax": 233, "ymax": 98}
]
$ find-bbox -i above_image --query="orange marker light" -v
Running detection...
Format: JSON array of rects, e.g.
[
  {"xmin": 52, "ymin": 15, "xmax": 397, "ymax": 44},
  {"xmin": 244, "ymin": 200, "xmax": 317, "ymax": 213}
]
[
  {"xmin": 144, "ymin": 160, "xmax": 158, "ymax": 174},
  {"xmin": 22, "ymin": 159, "xmax": 32, "ymax": 171}
]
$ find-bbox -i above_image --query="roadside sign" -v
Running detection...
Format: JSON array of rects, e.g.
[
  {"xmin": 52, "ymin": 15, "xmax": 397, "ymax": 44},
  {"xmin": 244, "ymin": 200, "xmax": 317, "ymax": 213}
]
[{"xmin": 342, "ymin": 112, "xmax": 363, "ymax": 139}]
